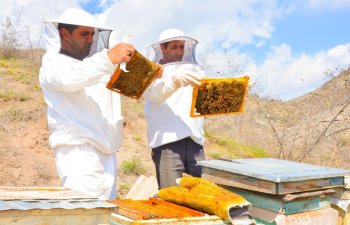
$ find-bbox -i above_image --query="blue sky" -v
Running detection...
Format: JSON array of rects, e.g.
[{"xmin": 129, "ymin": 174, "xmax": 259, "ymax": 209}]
[{"xmin": 1, "ymin": 0, "xmax": 349, "ymax": 101}]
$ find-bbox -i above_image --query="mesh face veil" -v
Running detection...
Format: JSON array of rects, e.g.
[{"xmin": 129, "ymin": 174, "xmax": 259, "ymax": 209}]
[
  {"xmin": 43, "ymin": 8, "xmax": 113, "ymax": 57},
  {"xmin": 146, "ymin": 28, "xmax": 198, "ymax": 65}
]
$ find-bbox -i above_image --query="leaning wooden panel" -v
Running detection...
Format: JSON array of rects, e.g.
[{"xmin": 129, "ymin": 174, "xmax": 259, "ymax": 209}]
[
  {"xmin": 106, "ymin": 51, "xmax": 161, "ymax": 99},
  {"xmin": 190, "ymin": 76, "xmax": 249, "ymax": 117}
]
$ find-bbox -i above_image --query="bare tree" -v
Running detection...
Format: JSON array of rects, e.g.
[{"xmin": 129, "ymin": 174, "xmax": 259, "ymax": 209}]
[{"xmin": 0, "ymin": 8, "xmax": 25, "ymax": 59}]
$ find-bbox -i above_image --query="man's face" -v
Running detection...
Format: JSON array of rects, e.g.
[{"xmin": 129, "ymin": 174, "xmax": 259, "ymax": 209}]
[
  {"xmin": 160, "ymin": 40, "xmax": 185, "ymax": 64},
  {"xmin": 60, "ymin": 26, "xmax": 95, "ymax": 60}
]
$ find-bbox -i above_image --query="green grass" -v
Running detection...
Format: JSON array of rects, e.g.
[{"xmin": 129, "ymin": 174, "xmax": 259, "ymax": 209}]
[
  {"xmin": 205, "ymin": 130, "xmax": 268, "ymax": 158},
  {"xmin": 121, "ymin": 156, "xmax": 146, "ymax": 175},
  {"xmin": 208, "ymin": 152, "xmax": 222, "ymax": 159},
  {"xmin": 0, "ymin": 58, "xmax": 39, "ymax": 84},
  {"xmin": 0, "ymin": 91, "xmax": 15, "ymax": 101},
  {"xmin": 132, "ymin": 134, "xmax": 142, "ymax": 142},
  {"xmin": 0, "ymin": 91, "xmax": 30, "ymax": 102}
]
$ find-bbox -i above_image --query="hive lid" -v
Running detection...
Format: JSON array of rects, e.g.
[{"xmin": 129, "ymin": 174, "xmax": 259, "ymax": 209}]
[{"xmin": 198, "ymin": 158, "xmax": 350, "ymax": 183}]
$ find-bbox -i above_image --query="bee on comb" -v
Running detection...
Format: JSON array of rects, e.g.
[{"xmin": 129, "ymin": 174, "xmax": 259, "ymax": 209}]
[{"xmin": 190, "ymin": 76, "xmax": 249, "ymax": 117}]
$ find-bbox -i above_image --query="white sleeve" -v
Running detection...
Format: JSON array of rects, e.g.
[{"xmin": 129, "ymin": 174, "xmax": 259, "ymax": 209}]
[
  {"xmin": 143, "ymin": 77, "xmax": 179, "ymax": 103},
  {"xmin": 39, "ymin": 49, "xmax": 118, "ymax": 93}
]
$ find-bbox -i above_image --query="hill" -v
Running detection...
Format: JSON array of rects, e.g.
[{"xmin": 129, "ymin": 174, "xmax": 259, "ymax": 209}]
[{"xmin": 0, "ymin": 51, "xmax": 349, "ymax": 197}]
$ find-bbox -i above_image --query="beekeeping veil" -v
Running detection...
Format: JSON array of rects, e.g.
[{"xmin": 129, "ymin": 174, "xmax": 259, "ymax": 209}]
[
  {"xmin": 43, "ymin": 8, "xmax": 114, "ymax": 57},
  {"xmin": 146, "ymin": 28, "xmax": 198, "ymax": 65}
]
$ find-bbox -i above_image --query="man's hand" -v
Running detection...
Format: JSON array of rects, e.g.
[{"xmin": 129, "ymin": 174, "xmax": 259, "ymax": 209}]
[
  {"xmin": 107, "ymin": 43, "xmax": 135, "ymax": 65},
  {"xmin": 172, "ymin": 72, "xmax": 202, "ymax": 88},
  {"xmin": 155, "ymin": 65, "xmax": 163, "ymax": 79}
]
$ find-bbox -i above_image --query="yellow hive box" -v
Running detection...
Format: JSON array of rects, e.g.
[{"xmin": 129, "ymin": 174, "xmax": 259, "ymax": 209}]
[
  {"xmin": 107, "ymin": 51, "xmax": 161, "ymax": 99},
  {"xmin": 190, "ymin": 76, "xmax": 250, "ymax": 117}
]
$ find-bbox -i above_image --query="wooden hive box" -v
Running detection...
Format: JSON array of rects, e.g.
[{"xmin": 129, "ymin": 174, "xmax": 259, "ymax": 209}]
[
  {"xmin": 198, "ymin": 158, "xmax": 350, "ymax": 195},
  {"xmin": 0, "ymin": 187, "xmax": 117, "ymax": 225},
  {"xmin": 223, "ymin": 186, "xmax": 333, "ymax": 215}
]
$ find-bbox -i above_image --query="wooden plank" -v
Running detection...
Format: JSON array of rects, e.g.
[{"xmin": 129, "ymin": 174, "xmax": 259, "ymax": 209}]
[
  {"xmin": 0, "ymin": 186, "xmax": 96, "ymax": 200},
  {"xmin": 108, "ymin": 199, "xmax": 205, "ymax": 220},
  {"xmin": 333, "ymin": 188, "xmax": 350, "ymax": 200},
  {"xmin": 224, "ymin": 186, "xmax": 331, "ymax": 214},
  {"xmin": 110, "ymin": 213, "xmax": 230, "ymax": 225},
  {"xmin": 124, "ymin": 175, "xmax": 158, "ymax": 200},
  {"xmin": 148, "ymin": 198, "xmax": 205, "ymax": 217},
  {"xmin": 0, "ymin": 208, "xmax": 112, "ymax": 225},
  {"xmin": 202, "ymin": 167, "xmax": 276, "ymax": 194},
  {"xmin": 344, "ymin": 176, "xmax": 350, "ymax": 189},
  {"xmin": 278, "ymin": 177, "xmax": 343, "ymax": 194}
]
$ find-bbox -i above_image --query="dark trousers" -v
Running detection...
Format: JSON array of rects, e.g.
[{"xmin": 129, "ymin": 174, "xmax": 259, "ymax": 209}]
[{"xmin": 151, "ymin": 137, "xmax": 206, "ymax": 189}]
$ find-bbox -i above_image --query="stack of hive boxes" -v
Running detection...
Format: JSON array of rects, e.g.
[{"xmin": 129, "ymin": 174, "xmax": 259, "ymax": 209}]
[{"xmin": 199, "ymin": 158, "xmax": 350, "ymax": 225}]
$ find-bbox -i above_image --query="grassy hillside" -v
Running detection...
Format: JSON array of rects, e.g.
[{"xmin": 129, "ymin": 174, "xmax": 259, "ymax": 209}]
[{"xmin": 1, "ymin": 51, "xmax": 349, "ymax": 197}]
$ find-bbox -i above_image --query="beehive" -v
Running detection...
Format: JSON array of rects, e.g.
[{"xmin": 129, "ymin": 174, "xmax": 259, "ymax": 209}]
[
  {"xmin": 106, "ymin": 51, "xmax": 161, "ymax": 99},
  {"xmin": 108, "ymin": 198, "xmax": 230, "ymax": 225},
  {"xmin": 190, "ymin": 76, "xmax": 249, "ymax": 117}
]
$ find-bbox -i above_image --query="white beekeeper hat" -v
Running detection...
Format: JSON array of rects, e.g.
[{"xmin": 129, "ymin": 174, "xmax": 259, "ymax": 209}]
[
  {"xmin": 43, "ymin": 8, "xmax": 115, "ymax": 56},
  {"xmin": 146, "ymin": 28, "xmax": 198, "ymax": 65},
  {"xmin": 45, "ymin": 8, "xmax": 112, "ymax": 30}
]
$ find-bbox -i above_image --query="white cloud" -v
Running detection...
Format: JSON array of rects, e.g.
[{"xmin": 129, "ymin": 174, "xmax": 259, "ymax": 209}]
[
  {"xmin": 0, "ymin": 0, "xmax": 80, "ymax": 48},
  {"xmin": 1, "ymin": 0, "xmax": 349, "ymax": 101},
  {"xmin": 103, "ymin": 0, "xmax": 286, "ymax": 54},
  {"xmin": 307, "ymin": 0, "xmax": 350, "ymax": 11},
  {"xmin": 253, "ymin": 43, "xmax": 350, "ymax": 100}
]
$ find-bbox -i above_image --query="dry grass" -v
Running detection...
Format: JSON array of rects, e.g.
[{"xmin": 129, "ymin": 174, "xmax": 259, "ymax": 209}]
[{"xmin": 1, "ymin": 50, "xmax": 349, "ymax": 197}]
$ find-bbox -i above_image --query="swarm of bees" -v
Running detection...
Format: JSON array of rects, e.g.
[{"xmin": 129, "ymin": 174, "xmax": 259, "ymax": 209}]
[
  {"xmin": 106, "ymin": 51, "xmax": 161, "ymax": 99},
  {"xmin": 190, "ymin": 76, "xmax": 249, "ymax": 117}
]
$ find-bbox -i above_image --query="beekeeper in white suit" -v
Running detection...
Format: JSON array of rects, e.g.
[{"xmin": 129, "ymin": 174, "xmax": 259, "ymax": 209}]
[
  {"xmin": 39, "ymin": 8, "xmax": 139, "ymax": 200},
  {"xmin": 143, "ymin": 28, "xmax": 206, "ymax": 189}
]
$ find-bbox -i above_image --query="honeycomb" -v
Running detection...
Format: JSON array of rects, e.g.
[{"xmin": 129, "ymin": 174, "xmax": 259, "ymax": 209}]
[
  {"xmin": 190, "ymin": 76, "xmax": 249, "ymax": 117},
  {"xmin": 106, "ymin": 51, "xmax": 161, "ymax": 99}
]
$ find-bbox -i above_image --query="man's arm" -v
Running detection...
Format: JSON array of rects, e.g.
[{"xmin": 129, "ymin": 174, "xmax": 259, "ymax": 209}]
[
  {"xmin": 40, "ymin": 44, "xmax": 135, "ymax": 93},
  {"xmin": 143, "ymin": 72, "xmax": 202, "ymax": 103}
]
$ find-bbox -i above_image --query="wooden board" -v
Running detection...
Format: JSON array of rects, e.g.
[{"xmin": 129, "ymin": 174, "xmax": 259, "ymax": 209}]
[
  {"xmin": 108, "ymin": 198, "xmax": 205, "ymax": 220},
  {"xmin": 124, "ymin": 175, "xmax": 158, "ymax": 200},
  {"xmin": 0, "ymin": 186, "xmax": 96, "ymax": 200},
  {"xmin": 0, "ymin": 208, "xmax": 112, "ymax": 225},
  {"xmin": 199, "ymin": 158, "xmax": 349, "ymax": 194},
  {"xmin": 333, "ymin": 188, "xmax": 350, "ymax": 200},
  {"xmin": 224, "ymin": 186, "xmax": 331, "ymax": 214},
  {"xmin": 109, "ymin": 213, "xmax": 230, "ymax": 225}
]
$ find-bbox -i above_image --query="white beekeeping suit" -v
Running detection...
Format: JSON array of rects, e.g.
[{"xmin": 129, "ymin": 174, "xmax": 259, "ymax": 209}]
[
  {"xmin": 39, "ymin": 8, "xmax": 123, "ymax": 200},
  {"xmin": 143, "ymin": 28, "xmax": 206, "ymax": 189},
  {"xmin": 144, "ymin": 28, "xmax": 205, "ymax": 148}
]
